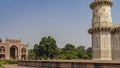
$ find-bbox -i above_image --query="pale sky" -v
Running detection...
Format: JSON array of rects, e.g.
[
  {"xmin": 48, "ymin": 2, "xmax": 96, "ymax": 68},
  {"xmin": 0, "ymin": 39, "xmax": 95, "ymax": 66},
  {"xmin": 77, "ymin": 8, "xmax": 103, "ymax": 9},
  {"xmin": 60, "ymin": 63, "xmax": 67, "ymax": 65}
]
[{"xmin": 0, "ymin": 0, "xmax": 120, "ymax": 49}]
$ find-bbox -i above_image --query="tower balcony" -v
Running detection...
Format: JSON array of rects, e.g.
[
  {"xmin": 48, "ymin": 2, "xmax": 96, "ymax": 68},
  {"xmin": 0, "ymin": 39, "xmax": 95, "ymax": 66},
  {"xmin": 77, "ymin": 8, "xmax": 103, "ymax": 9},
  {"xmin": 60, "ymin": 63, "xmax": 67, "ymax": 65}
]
[
  {"xmin": 90, "ymin": 0, "xmax": 113, "ymax": 9},
  {"xmin": 88, "ymin": 27, "xmax": 113, "ymax": 34},
  {"xmin": 94, "ymin": 0, "xmax": 113, "ymax": 2}
]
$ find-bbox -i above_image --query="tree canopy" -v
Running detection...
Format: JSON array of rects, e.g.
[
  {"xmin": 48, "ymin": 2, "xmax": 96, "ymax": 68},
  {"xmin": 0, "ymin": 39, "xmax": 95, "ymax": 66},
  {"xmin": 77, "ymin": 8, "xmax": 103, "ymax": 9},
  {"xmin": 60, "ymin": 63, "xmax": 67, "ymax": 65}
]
[
  {"xmin": 33, "ymin": 36, "xmax": 58, "ymax": 59},
  {"xmin": 31, "ymin": 36, "xmax": 92, "ymax": 60}
]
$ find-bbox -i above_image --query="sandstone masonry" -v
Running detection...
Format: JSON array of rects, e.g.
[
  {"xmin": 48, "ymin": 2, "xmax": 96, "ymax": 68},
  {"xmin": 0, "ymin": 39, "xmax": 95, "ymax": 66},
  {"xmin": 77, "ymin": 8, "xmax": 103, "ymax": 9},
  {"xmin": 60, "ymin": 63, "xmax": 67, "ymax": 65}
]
[
  {"xmin": 0, "ymin": 37, "xmax": 28, "ymax": 60},
  {"xmin": 88, "ymin": 0, "xmax": 120, "ymax": 60}
]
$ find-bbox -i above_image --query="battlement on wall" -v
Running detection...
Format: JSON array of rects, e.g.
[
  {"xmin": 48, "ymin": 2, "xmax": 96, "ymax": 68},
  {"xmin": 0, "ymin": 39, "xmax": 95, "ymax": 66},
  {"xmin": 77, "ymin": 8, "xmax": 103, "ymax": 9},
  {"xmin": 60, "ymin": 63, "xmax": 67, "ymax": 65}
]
[
  {"xmin": 6, "ymin": 38, "xmax": 21, "ymax": 44},
  {"xmin": 6, "ymin": 39, "xmax": 21, "ymax": 42}
]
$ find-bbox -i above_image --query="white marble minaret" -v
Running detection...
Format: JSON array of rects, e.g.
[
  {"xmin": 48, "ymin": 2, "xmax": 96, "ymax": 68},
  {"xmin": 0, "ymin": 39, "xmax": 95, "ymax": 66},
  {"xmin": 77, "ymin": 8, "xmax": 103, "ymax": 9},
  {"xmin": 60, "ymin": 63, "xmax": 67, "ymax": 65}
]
[{"xmin": 88, "ymin": 0, "xmax": 113, "ymax": 60}]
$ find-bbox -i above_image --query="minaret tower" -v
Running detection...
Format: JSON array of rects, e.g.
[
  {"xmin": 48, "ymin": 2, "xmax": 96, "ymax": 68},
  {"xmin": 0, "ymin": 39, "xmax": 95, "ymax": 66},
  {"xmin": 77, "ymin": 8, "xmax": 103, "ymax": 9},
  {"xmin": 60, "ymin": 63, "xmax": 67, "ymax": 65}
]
[{"xmin": 88, "ymin": 0, "xmax": 113, "ymax": 60}]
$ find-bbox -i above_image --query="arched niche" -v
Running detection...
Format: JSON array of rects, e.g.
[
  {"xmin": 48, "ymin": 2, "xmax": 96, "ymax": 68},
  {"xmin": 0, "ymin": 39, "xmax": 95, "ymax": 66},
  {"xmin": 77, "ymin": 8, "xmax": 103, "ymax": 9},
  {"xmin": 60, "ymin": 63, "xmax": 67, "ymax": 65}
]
[
  {"xmin": 0, "ymin": 46, "xmax": 5, "ymax": 59},
  {"xmin": 10, "ymin": 45, "xmax": 18, "ymax": 59},
  {"xmin": 21, "ymin": 47, "xmax": 26, "ymax": 53},
  {"xmin": 0, "ymin": 46, "xmax": 5, "ymax": 52}
]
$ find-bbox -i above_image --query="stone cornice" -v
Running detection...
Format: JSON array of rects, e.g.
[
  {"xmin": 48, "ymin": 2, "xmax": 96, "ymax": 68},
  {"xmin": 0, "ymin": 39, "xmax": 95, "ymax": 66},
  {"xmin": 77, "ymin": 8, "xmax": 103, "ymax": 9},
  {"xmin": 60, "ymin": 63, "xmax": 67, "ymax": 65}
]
[
  {"xmin": 111, "ymin": 27, "xmax": 120, "ymax": 33},
  {"xmin": 90, "ymin": 1, "xmax": 113, "ymax": 9},
  {"xmin": 88, "ymin": 27, "xmax": 120, "ymax": 34},
  {"xmin": 88, "ymin": 27, "xmax": 113, "ymax": 34}
]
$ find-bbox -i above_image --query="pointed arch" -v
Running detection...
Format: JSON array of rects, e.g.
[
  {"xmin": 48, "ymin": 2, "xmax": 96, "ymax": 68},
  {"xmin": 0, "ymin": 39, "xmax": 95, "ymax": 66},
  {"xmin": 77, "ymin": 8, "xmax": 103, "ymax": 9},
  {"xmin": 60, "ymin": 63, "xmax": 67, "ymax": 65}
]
[
  {"xmin": 10, "ymin": 45, "xmax": 18, "ymax": 59},
  {"xmin": 0, "ymin": 46, "xmax": 5, "ymax": 52},
  {"xmin": 21, "ymin": 47, "xmax": 26, "ymax": 53}
]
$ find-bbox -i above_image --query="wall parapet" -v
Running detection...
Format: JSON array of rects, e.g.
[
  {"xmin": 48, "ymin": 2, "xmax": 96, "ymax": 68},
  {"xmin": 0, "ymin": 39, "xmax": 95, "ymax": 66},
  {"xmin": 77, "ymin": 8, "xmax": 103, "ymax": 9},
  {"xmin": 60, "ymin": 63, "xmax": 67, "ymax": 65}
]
[{"xmin": 18, "ymin": 60, "xmax": 120, "ymax": 68}]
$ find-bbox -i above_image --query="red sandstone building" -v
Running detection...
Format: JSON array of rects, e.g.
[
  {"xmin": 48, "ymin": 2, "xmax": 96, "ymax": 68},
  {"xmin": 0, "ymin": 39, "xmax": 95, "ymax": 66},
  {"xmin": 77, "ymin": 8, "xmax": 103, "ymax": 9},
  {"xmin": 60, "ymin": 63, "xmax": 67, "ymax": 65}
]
[{"xmin": 0, "ymin": 37, "xmax": 28, "ymax": 60}]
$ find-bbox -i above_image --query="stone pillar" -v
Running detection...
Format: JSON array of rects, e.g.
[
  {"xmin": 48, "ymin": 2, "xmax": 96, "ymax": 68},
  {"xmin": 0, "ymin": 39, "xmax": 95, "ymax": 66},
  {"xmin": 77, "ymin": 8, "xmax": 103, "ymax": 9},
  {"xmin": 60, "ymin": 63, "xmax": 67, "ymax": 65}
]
[
  {"xmin": 88, "ymin": 0, "xmax": 113, "ymax": 60},
  {"xmin": 18, "ymin": 45, "xmax": 21, "ymax": 60},
  {"xmin": 100, "ymin": 32, "xmax": 112, "ymax": 60},
  {"xmin": 6, "ymin": 44, "xmax": 10, "ymax": 59},
  {"xmin": 15, "ymin": 48, "xmax": 18, "ymax": 59},
  {"xmin": 26, "ymin": 46, "xmax": 29, "ymax": 60}
]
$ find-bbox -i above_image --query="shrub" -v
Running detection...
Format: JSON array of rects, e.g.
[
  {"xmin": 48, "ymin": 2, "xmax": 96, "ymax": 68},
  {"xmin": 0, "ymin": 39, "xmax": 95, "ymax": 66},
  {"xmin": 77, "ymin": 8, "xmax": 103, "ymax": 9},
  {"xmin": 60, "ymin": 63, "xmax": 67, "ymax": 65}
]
[
  {"xmin": 0, "ymin": 59, "xmax": 18, "ymax": 64},
  {"xmin": 0, "ymin": 59, "xmax": 18, "ymax": 68}
]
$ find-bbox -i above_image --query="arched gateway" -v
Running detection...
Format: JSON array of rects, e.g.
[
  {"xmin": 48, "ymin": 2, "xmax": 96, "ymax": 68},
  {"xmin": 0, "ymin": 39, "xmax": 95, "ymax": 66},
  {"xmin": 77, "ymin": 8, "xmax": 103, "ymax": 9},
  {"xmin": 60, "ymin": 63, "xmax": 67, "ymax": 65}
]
[
  {"xmin": 10, "ymin": 45, "xmax": 18, "ymax": 59},
  {"xmin": 0, "ymin": 38, "xmax": 28, "ymax": 60}
]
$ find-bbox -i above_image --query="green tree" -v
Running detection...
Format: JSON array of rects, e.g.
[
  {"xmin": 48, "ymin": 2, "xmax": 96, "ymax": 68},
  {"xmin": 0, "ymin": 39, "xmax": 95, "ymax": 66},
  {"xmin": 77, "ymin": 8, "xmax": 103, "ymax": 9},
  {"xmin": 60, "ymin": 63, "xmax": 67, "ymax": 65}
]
[
  {"xmin": 60, "ymin": 44, "xmax": 78, "ymax": 59},
  {"xmin": 33, "ymin": 44, "xmax": 39, "ymax": 56},
  {"xmin": 86, "ymin": 47, "xmax": 92, "ymax": 59},
  {"xmin": 38, "ymin": 36, "xmax": 58, "ymax": 59},
  {"xmin": 76, "ymin": 46, "xmax": 85, "ymax": 51},
  {"xmin": 64, "ymin": 44, "xmax": 75, "ymax": 51},
  {"xmin": 77, "ymin": 50, "xmax": 89, "ymax": 59},
  {"xmin": 76, "ymin": 46, "xmax": 89, "ymax": 59},
  {"xmin": 28, "ymin": 49, "xmax": 36, "ymax": 60},
  {"xmin": 32, "ymin": 36, "xmax": 91, "ymax": 60}
]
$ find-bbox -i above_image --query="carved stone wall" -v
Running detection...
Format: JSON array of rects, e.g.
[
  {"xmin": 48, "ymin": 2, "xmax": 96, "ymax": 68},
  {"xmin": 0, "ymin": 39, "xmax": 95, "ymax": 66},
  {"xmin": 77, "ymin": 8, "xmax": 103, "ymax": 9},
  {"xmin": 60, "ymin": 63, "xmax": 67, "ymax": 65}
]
[
  {"xmin": 90, "ymin": 0, "xmax": 113, "ymax": 60},
  {"xmin": 111, "ymin": 30, "xmax": 120, "ymax": 60},
  {"xmin": 90, "ymin": 0, "xmax": 120, "ymax": 60},
  {"xmin": 92, "ymin": 4, "xmax": 112, "ymax": 28},
  {"xmin": 89, "ymin": 0, "xmax": 114, "ymax": 60}
]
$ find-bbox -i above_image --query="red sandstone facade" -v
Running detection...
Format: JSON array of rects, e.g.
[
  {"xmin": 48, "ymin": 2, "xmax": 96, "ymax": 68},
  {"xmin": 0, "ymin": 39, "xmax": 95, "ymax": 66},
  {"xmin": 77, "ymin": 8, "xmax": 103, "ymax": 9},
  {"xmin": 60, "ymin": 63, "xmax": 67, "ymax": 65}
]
[{"xmin": 0, "ymin": 38, "xmax": 28, "ymax": 60}]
